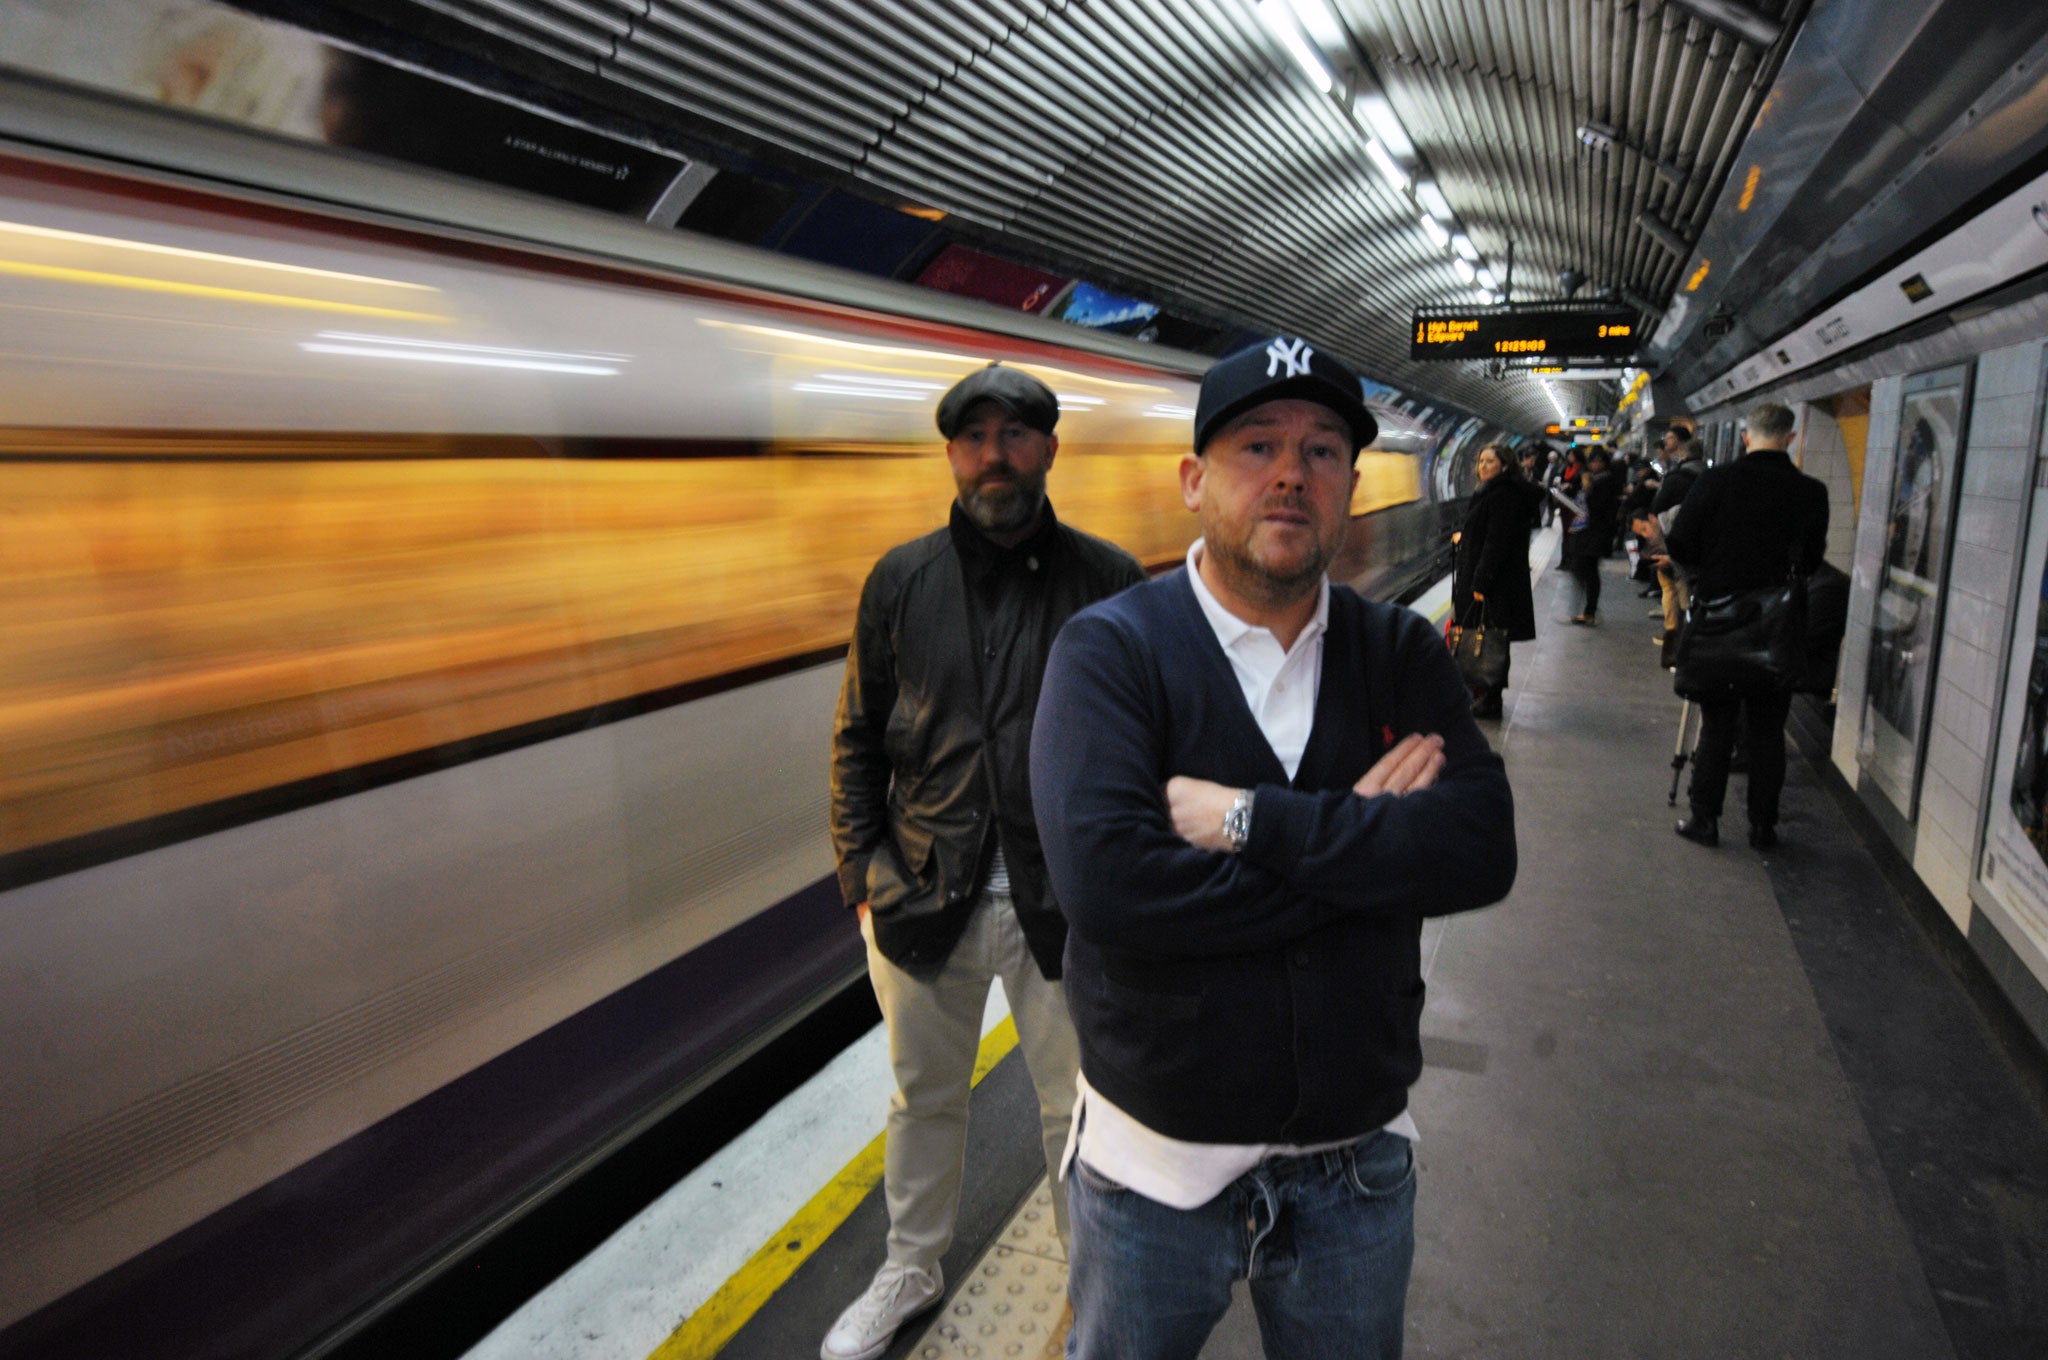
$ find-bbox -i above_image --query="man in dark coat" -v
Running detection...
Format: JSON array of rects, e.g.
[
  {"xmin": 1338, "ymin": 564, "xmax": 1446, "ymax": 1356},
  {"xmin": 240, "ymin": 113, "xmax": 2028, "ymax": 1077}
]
[
  {"xmin": 826, "ymin": 363, "xmax": 1145, "ymax": 1360},
  {"xmin": 1665, "ymin": 401, "xmax": 1830, "ymax": 850},
  {"xmin": 1031, "ymin": 336, "xmax": 1515, "ymax": 1359},
  {"xmin": 1452, "ymin": 443, "xmax": 1538, "ymax": 718}
]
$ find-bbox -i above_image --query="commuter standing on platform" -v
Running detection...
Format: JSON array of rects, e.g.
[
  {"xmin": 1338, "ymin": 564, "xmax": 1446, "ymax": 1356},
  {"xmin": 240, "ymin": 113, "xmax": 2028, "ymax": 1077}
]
[
  {"xmin": 1451, "ymin": 443, "xmax": 1538, "ymax": 719},
  {"xmin": 1031, "ymin": 337, "xmax": 1517, "ymax": 1360},
  {"xmin": 1561, "ymin": 445, "xmax": 1620, "ymax": 625},
  {"xmin": 1650, "ymin": 421, "xmax": 1707, "ymax": 654},
  {"xmin": 825, "ymin": 363, "xmax": 1145, "ymax": 1360},
  {"xmin": 1667, "ymin": 401, "xmax": 1829, "ymax": 850}
]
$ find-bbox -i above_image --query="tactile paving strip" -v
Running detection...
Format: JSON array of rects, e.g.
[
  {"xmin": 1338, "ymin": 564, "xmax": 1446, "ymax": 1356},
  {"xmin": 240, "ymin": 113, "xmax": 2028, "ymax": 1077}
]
[{"xmin": 908, "ymin": 1178, "xmax": 1069, "ymax": 1359}]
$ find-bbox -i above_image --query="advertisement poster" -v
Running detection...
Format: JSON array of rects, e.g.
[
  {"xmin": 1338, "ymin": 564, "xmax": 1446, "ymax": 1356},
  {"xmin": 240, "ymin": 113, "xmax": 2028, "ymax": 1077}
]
[
  {"xmin": 1858, "ymin": 363, "xmax": 1971, "ymax": 817},
  {"xmin": 1050, "ymin": 282, "xmax": 1160, "ymax": 332},
  {"xmin": 913, "ymin": 244, "xmax": 1068, "ymax": 313},
  {"xmin": 4, "ymin": 0, "xmax": 686, "ymax": 215},
  {"xmin": 1976, "ymin": 473, "xmax": 2048, "ymax": 993}
]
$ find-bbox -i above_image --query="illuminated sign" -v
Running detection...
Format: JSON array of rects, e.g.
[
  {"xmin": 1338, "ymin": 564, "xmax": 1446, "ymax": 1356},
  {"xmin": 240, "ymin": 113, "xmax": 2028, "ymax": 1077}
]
[{"xmin": 1409, "ymin": 306, "xmax": 1640, "ymax": 361}]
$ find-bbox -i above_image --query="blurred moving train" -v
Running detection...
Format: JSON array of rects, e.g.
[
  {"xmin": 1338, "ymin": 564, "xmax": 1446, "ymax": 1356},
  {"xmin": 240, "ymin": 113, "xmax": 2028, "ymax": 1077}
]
[{"xmin": 0, "ymin": 82, "xmax": 1514, "ymax": 1358}]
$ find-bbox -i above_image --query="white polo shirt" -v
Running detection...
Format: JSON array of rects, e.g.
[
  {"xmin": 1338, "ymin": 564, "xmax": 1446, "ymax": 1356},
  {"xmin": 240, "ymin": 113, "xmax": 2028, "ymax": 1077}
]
[{"xmin": 1062, "ymin": 539, "xmax": 1417, "ymax": 1209}]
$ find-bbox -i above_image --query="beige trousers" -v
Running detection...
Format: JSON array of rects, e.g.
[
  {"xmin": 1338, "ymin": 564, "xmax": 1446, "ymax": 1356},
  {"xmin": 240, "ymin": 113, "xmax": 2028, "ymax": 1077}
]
[
  {"xmin": 862, "ymin": 890, "xmax": 1079, "ymax": 1271},
  {"xmin": 1658, "ymin": 564, "xmax": 1690, "ymax": 635}
]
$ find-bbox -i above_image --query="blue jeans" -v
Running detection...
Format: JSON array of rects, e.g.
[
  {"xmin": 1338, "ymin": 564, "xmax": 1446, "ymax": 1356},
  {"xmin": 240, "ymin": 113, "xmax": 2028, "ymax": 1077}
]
[{"xmin": 1065, "ymin": 1129, "xmax": 1416, "ymax": 1360}]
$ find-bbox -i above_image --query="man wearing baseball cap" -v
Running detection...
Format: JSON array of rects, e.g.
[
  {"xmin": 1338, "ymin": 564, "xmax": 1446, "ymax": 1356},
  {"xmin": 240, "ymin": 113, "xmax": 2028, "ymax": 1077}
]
[
  {"xmin": 826, "ymin": 362, "xmax": 1144, "ymax": 1359},
  {"xmin": 1032, "ymin": 337, "xmax": 1517, "ymax": 1358}
]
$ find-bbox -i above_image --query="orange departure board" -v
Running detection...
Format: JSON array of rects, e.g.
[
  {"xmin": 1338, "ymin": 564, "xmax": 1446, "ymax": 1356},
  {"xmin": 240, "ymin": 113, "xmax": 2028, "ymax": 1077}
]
[{"xmin": 1410, "ymin": 307, "xmax": 1639, "ymax": 361}]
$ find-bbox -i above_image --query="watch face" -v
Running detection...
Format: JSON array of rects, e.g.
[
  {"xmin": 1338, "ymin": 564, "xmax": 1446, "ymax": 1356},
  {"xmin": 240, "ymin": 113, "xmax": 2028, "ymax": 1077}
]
[{"xmin": 1224, "ymin": 797, "xmax": 1251, "ymax": 850}]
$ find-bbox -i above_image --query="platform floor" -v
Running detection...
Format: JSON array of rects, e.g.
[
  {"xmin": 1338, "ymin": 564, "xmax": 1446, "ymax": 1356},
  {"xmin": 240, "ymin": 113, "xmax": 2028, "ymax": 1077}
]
[{"xmin": 467, "ymin": 554, "xmax": 2048, "ymax": 1360}]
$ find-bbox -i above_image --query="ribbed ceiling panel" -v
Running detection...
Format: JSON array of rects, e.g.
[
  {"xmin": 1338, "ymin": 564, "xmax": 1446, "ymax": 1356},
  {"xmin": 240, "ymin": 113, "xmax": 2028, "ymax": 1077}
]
[{"xmin": 369, "ymin": 0, "xmax": 1806, "ymax": 429}]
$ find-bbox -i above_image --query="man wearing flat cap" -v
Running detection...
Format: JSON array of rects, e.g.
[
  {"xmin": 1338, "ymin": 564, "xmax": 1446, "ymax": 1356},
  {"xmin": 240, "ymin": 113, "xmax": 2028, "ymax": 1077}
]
[
  {"xmin": 1031, "ymin": 337, "xmax": 1517, "ymax": 1358},
  {"xmin": 825, "ymin": 362, "xmax": 1144, "ymax": 1360}
]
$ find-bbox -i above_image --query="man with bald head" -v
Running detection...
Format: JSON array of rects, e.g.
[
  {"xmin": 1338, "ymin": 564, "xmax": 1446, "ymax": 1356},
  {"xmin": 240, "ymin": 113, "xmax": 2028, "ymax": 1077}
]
[
  {"xmin": 1667, "ymin": 400, "xmax": 1829, "ymax": 850},
  {"xmin": 1032, "ymin": 337, "xmax": 1517, "ymax": 1359}
]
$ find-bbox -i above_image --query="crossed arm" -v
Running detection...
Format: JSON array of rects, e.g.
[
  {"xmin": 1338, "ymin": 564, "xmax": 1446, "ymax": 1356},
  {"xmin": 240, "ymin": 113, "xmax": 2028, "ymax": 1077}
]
[
  {"xmin": 1166, "ymin": 732, "xmax": 1446, "ymax": 850},
  {"xmin": 1030, "ymin": 610, "xmax": 1515, "ymax": 959}
]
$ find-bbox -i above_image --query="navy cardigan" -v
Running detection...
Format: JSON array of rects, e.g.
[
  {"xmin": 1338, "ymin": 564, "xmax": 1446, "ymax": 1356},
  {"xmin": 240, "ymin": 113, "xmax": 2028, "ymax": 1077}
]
[{"xmin": 1030, "ymin": 568, "xmax": 1516, "ymax": 1143}]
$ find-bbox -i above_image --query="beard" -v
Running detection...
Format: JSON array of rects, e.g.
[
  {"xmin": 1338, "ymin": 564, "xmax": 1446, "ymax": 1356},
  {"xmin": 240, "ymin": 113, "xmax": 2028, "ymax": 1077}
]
[
  {"xmin": 957, "ymin": 465, "xmax": 1048, "ymax": 535},
  {"xmin": 1203, "ymin": 497, "xmax": 1338, "ymax": 605}
]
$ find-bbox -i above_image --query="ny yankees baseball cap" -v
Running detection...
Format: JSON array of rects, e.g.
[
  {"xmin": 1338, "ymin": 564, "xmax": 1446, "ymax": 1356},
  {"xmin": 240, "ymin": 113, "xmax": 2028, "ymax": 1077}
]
[
  {"xmin": 935, "ymin": 362, "xmax": 1060, "ymax": 439},
  {"xmin": 1194, "ymin": 336, "xmax": 1377, "ymax": 456}
]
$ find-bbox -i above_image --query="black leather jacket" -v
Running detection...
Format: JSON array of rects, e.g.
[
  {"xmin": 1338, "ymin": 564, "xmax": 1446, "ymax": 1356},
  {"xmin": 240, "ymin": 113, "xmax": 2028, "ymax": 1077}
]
[{"xmin": 830, "ymin": 501, "xmax": 1145, "ymax": 978}]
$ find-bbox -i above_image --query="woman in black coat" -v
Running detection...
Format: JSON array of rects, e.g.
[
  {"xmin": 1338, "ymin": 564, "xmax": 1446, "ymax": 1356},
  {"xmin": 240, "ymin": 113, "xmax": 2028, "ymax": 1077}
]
[
  {"xmin": 1560, "ymin": 445, "xmax": 1621, "ymax": 624},
  {"xmin": 1452, "ymin": 444, "xmax": 1539, "ymax": 717}
]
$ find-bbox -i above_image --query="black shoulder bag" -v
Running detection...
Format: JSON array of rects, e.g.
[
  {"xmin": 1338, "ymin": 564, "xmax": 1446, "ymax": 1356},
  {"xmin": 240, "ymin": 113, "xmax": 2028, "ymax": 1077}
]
[{"xmin": 1672, "ymin": 550, "xmax": 1808, "ymax": 700}]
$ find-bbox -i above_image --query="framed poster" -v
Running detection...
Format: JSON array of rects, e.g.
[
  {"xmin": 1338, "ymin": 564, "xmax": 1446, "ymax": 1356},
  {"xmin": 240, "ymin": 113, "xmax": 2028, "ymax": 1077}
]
[
  {"xmin": 1974, "ymin": 356, "xmax": 2048, "ymax": 992},
  {"xmin": 1858, "ymin": 363, "xmax": 1974, "ymax": 818}
]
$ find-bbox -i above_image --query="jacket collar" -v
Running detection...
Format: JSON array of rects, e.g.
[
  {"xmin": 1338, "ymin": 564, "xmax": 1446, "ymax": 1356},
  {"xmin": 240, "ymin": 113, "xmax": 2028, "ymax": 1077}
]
[{"xmin": 949, "ymin": 498, "xmax": 1061, "ymax": 581}]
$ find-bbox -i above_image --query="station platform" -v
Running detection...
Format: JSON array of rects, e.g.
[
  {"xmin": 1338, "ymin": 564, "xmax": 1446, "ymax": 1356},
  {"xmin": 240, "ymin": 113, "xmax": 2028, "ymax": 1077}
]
[{"xmin": 464, "ymin": 552, "xmax": 2048, "ymax": 1360}]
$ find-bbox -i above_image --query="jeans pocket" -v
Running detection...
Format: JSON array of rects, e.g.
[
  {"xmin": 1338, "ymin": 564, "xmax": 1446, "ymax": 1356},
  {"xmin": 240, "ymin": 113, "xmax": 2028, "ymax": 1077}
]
[
  {"xmin": 1343, "ymin": 1131, "xmax": 1416, "ymax": 1200},
  {"xmin": 1073, "ymin": 1157, "xmax": 1131, "ymax": 1196}
]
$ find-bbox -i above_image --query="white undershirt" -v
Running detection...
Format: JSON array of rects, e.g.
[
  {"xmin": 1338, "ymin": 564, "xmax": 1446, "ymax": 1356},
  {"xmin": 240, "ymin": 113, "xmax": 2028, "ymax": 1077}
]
[{"xmin": 1063, "ymin": 539, "xmax": 1416, "ymax": 1210}]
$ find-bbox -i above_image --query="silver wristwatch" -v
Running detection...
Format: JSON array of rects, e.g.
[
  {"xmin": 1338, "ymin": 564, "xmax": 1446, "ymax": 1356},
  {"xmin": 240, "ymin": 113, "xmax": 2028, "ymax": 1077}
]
[{"xmin": 1222, "ymin": 788, "xmax": 1254, "ymax": 854}]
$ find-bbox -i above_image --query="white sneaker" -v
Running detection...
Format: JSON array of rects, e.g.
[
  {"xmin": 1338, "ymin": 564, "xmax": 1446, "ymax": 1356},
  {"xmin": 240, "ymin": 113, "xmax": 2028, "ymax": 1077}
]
[{"xmin": 820, "ymin": 1261, "xmax": 943, "ymax": 1360}]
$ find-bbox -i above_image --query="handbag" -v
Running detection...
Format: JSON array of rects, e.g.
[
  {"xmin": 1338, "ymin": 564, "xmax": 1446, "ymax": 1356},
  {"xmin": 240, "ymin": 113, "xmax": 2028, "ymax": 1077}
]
[
  {"xmin": 1672, "ymin": 569, "xmax": 1808, "ymax": 699},
  {"xmin": 1447, "ymin": 602, "xmax": 1509, "ymax": 691}
]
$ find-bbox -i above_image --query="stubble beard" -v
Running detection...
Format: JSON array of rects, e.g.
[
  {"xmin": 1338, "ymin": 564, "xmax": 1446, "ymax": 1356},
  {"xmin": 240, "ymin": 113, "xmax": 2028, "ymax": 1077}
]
[{"xmin": 1203, "ymin": 510, "xmax": 1334, "ymax": 611}]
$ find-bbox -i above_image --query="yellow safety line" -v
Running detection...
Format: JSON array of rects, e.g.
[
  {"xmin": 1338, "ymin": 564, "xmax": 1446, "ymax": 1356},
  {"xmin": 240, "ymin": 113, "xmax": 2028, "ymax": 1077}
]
[{"xmin": 649, "ymin": 1016, "xmax": 1021, "ymax": 1360}]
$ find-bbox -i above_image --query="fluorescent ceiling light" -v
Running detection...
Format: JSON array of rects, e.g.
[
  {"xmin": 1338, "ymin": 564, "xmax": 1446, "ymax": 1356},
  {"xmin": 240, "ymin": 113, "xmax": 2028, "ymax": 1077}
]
[
  {"xmin": 1477, "ymin": 289, "xmax": 1498, "ymax": 305},
  {"xmin": 1452, "ymin": 233, "xmax": 1480, "ymax": 263},
  {"xmin": 1364, "ymin": 138, "xmax": 1410, "ymax": 193},
  {"xmin": 1256, "ymin": 0, "xmax": 1334, "ymax": 93},
  {"xmin": 1452, "ymin": 258, "xmax": 1477, "ymax": 283},
  {"xmin": 1668, "ymin": 0, "xmax": 1784, "ymax": 48},
  {"xmin": 1416, "ymin": 182, "xmax": 1453, "ymax": 221},
  {"xmin": 1284, "ymin": 0, "xmax": 1347, "ymax": 49},
  {"xmin": 1351, "ymin": 93, "xmax": 1415, "ymax": 159},
  {"xmin": 1539, "ymin": 378, "xmax": 1570, "ymax": 423},
  {"xmin": 1420, "ymin": 214, "xmax": 1451, "ymax": 249},
  {"xmin": 1476, "ymin": 268, "xmax": 1498, "ymax": 291}
]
